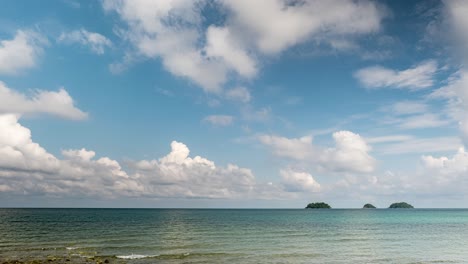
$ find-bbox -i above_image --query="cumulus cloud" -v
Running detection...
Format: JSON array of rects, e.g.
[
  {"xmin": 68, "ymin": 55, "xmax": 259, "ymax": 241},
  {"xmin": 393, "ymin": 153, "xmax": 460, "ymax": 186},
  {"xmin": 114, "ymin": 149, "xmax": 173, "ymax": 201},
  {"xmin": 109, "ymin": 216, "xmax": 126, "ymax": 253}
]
[
  {"xmin": 0, "ymin": 81, "xmax": 87, "ymax": 120},
  {"xmin": 58, "ymin": 29, "xmax": 112, "ymax": 54},
  {"xmin": 422, "ymin": 147, "xmax": 468, "ymax": 174},
  {"xmin": 102, "ymin": 0, "xmax": 227, "ymax": 93},
  {"xmin": 0, "ymin": 30, "xmax": 47, "ymax": 75},
  {"xmin": 0, "ymin": 114, "xmax": 132, "ymax": 197},
  {"xmin": 259, "ymin": 131, "xmax": 376, "ymax": 173},
  {"xmin": 414, "ymin": 148, "xmax": 468, "ymax": 195},
  {"xmin": 203, "ymin": 115, "xmax": 234, "ymax": 127},
  {"xmin": 337, "ymin": 146, "xmax": 468, "ymax": 201},
  {"xmin": 280, "ymin": 168, "xmax": 320, "ymax": 192},
  {"xmin": 130, "ymin": 141, "xmax": 259, "ymax": 198},
  {"xmin": 0, "ymin": 115, "xmax": 285, "ymax": 199},
  {"xmin": 221, "ymin": 0, "xmax": 384, "ymax": 54},
  {"xmin": 205, "ymin": 26, "xmax": 257, "ymax": 78},
  {"xmin": 320, "ymin": 131, "xmax": 375, "ymax": 173},
  {"xmin": 103, "ymin": 0, "xmax": 386, "ymax": 94},
  {"xmin": 354, "ymin": 60, "xmax": 438, "ymax": 90},
  {"xmin": 0, "ymin": 114, "xmax": 59, "ymax": 173}
]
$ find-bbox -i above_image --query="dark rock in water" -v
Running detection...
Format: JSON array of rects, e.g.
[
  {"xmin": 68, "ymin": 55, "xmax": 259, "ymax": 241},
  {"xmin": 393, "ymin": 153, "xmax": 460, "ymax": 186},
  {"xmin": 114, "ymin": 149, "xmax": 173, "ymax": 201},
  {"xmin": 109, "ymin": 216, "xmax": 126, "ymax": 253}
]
[
  {"xmin": 389, "ymin": 202, "xmax": 414, "ymax": 208},
  {"xmin": 363, "ymin": 203, "xmax": 376, "ymax": 209},
  {"xmin": 305, "ymin": 202, "xmax": 331, "ymax": 209}
]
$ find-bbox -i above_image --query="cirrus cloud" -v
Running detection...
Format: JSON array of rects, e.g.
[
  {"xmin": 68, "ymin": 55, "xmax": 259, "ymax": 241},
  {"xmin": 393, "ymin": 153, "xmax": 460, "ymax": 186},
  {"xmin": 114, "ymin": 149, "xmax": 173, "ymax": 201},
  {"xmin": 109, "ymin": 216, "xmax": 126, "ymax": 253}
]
[{"xmin": 354, "ymin": 60, "xmax": 438, "ymax": 90}]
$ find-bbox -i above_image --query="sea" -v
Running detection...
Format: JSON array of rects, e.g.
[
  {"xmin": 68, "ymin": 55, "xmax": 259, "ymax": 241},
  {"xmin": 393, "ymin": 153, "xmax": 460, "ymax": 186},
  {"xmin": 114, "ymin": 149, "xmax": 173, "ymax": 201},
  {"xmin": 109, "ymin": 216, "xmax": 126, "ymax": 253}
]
[{"xmin": 1, "ymin": 208, "xmax": 468, "ymax": 263}]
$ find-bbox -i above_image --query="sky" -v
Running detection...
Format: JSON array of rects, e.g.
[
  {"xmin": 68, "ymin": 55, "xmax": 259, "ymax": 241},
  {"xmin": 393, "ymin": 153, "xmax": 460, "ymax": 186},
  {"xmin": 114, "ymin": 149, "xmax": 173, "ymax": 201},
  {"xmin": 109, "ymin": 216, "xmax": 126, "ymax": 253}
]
[{"xmin": 1, "ymin": 0, "xmax": 468, "ymax": 208}]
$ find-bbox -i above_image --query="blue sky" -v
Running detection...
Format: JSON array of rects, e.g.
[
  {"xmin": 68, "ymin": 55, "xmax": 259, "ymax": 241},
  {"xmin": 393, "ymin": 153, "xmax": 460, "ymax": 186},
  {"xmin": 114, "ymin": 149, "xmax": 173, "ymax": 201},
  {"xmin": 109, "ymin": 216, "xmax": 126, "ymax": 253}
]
[{"xmin": 1, "ymin": 0, "xmax": 468, "ymax": 208}]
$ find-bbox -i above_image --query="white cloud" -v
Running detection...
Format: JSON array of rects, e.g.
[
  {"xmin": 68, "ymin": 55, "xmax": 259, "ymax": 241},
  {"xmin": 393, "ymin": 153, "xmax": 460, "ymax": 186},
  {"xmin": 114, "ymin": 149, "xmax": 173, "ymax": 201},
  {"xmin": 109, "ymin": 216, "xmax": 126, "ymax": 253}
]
[
  {"xmin": 0, "ymin": 30, "xmax": 46, "ymax": 75},
  {"xmin": 0, "ymin": 115, "xmax": 131, "ymax": 196},
  {"xmin": 280, "ymin": 168, "xmax": 320, "ymax": 192},
  {"xmin": 0, "ymin": 81, "xmax": 87, "ymax": 120},
  {"xmin": 221, "ymin": 0, "xmax": 384, "ymax": 54},
  {"xmin": 320, "ymin": 131, "xmax": 375, "ymax": 173},
  {"xmin": 0, "ymin": 114, "xmax": 59, "ymax": 173},
  {"xmin": 203, "ymin": 115, "xmax": 234, "ymax": 127},
  {"xmin": 62, "ymin": 148, "xmax": 96, "ymax": 161},
  {"xmin": 259, "ymin": 131, "xmax": 376, "ymax": 173},
  {"xmin": 225, "ymin": 86, "xmax": 251, "ymax": 103},
  {"xmin": 0, "ymin": 115, "xmax": 285, "ymax": 200},
  {"xmin": 354, "ymin": 60, "xmax": 438, "ymax": 90},
  {"xmin": 58, "ymin": 29, "xmax": 112, "ymax": 54},
  {"xmin": 130, "ymin": 141, "xmax": 258, "ymax": 198},
  {"xmin": 205, "ymin": 26, "xmax": 257, "ymax": 78},
  {"xmin": 415, "ymin": 148, "xmax": 468, "ymax": 195},
  {"xmin": 102, "ymin": 0, "xmax": 227, "ymax": 93},
  {"xmin": 103, "ymin": 0, "xmax": 386, "ymax": 94},
  {"xmin": 422, "ymin": 147, "xmax": 468, "ymax": 174}
]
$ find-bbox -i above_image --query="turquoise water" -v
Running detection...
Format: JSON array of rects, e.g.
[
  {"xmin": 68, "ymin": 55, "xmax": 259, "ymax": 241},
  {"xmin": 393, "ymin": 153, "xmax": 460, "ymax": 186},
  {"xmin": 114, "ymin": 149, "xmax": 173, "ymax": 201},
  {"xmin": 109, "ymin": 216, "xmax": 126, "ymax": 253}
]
[{"xmin": 1, "ymin": 209, "xmax": 468, "ymax": 263}]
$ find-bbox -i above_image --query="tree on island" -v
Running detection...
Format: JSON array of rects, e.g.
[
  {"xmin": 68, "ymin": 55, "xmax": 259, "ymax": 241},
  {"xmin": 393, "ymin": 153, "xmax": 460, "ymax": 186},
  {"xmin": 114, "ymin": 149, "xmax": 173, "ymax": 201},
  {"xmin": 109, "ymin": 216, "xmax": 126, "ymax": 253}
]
[
  {"xmin": 306, "ymin": 202, "xmax": 331, "ymax": 209},
  {"xmin": 389, "ymin": 202, "xmax": 414, "ymax": 208},
  {"xmin": 363, "ymin": 203, "xmax": 376, "ymax": 209}
]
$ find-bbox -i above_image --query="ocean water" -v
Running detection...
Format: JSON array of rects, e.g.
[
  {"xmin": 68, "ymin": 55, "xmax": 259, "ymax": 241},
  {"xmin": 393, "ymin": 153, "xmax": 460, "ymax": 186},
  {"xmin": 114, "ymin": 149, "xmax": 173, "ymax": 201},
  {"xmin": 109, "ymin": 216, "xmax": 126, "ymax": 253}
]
[{"xmin": 1, "ymin": 208, "xmax": 468, "ymax": 263}]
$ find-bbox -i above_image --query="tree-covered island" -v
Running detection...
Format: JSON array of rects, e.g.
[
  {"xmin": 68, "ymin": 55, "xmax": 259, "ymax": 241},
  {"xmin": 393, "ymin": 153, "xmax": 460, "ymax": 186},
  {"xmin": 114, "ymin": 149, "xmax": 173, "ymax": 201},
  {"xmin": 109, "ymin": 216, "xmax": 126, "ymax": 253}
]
[
  {"xmin": 389, "ymin": 202, "xmax": 414, "ymax": 208},
  {"xmin": 305, "ymin": 202, "xmax": 331, "ymax": 209},
  {"xmin": 363, "ymin": 203, "xmax": 376, "ymax": 209}
]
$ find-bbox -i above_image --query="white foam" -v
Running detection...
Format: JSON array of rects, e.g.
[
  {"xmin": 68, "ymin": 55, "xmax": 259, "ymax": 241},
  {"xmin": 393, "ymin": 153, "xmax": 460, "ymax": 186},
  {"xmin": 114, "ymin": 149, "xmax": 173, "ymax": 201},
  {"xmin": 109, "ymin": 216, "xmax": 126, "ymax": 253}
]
[
  {"xmin": 116, "ymin": 254, "xmax": 158, "ymax": 259},
  {"xmin": 66, "ymin": 247, "xmax": 78, "ymax": 250}
]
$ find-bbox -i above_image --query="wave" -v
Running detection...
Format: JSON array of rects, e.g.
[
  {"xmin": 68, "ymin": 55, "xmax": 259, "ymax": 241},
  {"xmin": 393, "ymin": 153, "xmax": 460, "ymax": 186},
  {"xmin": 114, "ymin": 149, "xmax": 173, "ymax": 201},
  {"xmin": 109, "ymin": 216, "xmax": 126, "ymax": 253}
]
[
  {"xmin": 66, "ymin": 246, "xmax": 79, "ymax": 250},
  {"xmin": 116, "ymin": 254, "xmax": 159, "ymax": 259}
]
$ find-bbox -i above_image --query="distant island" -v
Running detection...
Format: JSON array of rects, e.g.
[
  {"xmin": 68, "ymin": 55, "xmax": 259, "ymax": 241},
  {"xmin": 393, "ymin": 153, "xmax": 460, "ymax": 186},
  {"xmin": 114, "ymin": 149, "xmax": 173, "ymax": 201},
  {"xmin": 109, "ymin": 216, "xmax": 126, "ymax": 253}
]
[
  {"xmin": 306, "ymin": 202, "xmax": 331, "ymax": 209},
  {"xmin": 389, "ymin": 202, "xmax": 414, "ymax": 208},
  {"xmin": 363, "ymin": 203, "xmax": 376, "ymax": 209}
]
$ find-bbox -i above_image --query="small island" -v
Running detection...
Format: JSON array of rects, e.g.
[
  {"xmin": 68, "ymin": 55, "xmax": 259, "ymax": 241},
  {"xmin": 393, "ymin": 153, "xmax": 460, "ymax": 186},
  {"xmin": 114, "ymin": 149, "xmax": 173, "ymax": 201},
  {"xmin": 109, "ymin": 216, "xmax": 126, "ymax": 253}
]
[
  {"xmin": 389, "ymin": 202, "xmax": 414, "ymax": 208},
  {"xmin": 306, "ymin": 202, "xmax": 331, "ymax": 209},
  {"xmin": 363, "ymin": 203, "xmax": 376, "ymax": 209}
]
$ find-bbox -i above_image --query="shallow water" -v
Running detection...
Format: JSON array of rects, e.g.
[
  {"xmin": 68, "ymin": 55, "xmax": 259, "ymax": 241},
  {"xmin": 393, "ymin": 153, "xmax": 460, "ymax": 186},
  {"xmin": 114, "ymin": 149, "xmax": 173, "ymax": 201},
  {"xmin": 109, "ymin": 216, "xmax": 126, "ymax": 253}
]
[{"xmin": 1, "ymin": 208, "xmax": 468, "ymax": 263}]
